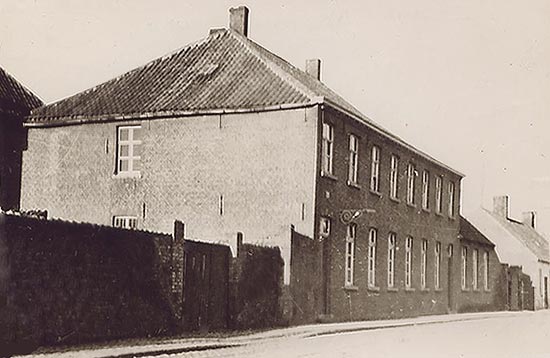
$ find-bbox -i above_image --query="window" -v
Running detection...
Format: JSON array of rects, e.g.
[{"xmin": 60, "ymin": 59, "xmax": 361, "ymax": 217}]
[
  {"xmin": 448, "ymin": 182, "xmax": 456, "ymax": 217},
  {"xmin": 201, "ymin": 254, "xmax": 207, "ymax": 279},
  {"xmin": 422, "ymin": 170, "xmax": 430, "ymax": 210},
  {"xmin": 345, "ymin": 224, "xmax": 356, "ymax": 286},
  {"xmin": 484, "ymin": 251, "xmax": 489, "ymax": 290},
  {"xmin": 472, "ymin": 249, "xmax": 479, "ymax": 290},
  {"xmin": 348, "ymin": 134, "xmax": 359, "ymax": 184},
  {"xmin": 461, "ymin": 246, "xmax": 468, "ymax": 289},
  {"xmin": 405, "ymin": 236, "xmax": 413, "ymax": 288},
  {"xmin": 435, "ymin": 175, "xmax": 443, "ymax": 214},
  {"xmin": 421, "ymin": 239, "xmax": 428, "ymax": 289},
  {"xmin": 117, "ymin": 125, "xmax": 142, "ymax": 176},
  {"xmin": 370, "ymin": 146, "xmax": 380, "ymax": 192},
  {"xmin": 389, "ymin": 155, "xmax": 399, "ymax": 199},
  {"xmin": 113, "ymin": 216, "xmax": 137, "ymax": 229},
  {"xmin": 388, "ymin": 233, "xmax": 396, "ymax": 288},
  {"xmin": 368, "ymin": 228, "xmax": 377, "ymax": 287},
  {"xmin": 407, "ymin": 163, "xmax": 416, "ymax": 205},
  {"xmin": 322, "ymin": 123, "xmax": 334, "ymax": 175},
  {"xmin": 435, "ymin": 241, "xmax": 441, "ymax": 289},
  {"xmin": 319, "ymin": 217, "xmax": 331, "ymax": 239}
]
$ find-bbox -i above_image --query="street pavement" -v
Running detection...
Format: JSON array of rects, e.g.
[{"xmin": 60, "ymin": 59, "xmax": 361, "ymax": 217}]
[{"xmin": 17, "ymin": 310, "xmax": 549, "ymax": 358}]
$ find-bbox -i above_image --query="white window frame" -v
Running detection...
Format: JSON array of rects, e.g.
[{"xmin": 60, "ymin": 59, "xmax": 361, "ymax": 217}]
[
  {"xmin": 422, "ymin": 170, "xmax": 430, "ymax": 210},
  {"xmin": 390, "ymin": 155, "xmax": 399, "ymax": 199},
  {"xmin": 472, "ymin": 248, "xmax": 479, "ymax": 290},
  {"xmin": 370, "ymin": 146, "xmax": 380, "ymax": 192},
  {"xmin": 421, "ymin": 239, "xmax": 428, "ymax": 289},
  {"xmin": 435, "ymin": 241, "xmax": 441, "ymax": 289},
  {"xmin": 461, "ymin": 246, "xmax": 468, "ymax": 290},
  {"xmin": 435, "ymin": 175, "xmax": 443, "ymax": 214},
  {"xmin": 116, "ymin": 125, "xmax": 142, "ymax": 176},
  {"xmin": 322, "ymin": 123, "xmax": 334, "ymax": 175},
  {"xmin": 113, "ymin": 215, "xmax": 137, "ymax": 229},
  {"xmin": 407, "ymin": 163, "xmax": 416, "ymax": 205},
  {"xmin": 348, "ymin": 134, "xmax": 359, "ymax": 184},
  {"xmin": 484, "ymin": 251, "xmax": 489, "ymax": 290},
  {"xmin": 448, "ymin": 181, "xmax": 456, "ymax": 217},
  {"xmin": 345, "ymin": 224, "xmax": 356, "ymax": 286},
  {"xmin": 388, "ymin": 233, "xmax": 396, "ymax": 288},
  {"xmin": 405, "ymin": 236, "xmax": 413, "ymax": 288},
  {"xmin": 368, "ymin": 228, "xmax": 377, "ymax": 287}
]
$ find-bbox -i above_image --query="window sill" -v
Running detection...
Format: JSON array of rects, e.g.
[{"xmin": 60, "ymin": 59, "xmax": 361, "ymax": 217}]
[
  {"xmin": 435, "ymin": 212, "xmax": 444, "ymax": 217},
  {"xmin": 448, "ymin": 215, "xmax": 456, "ymax": 221},
  {"xmin": 472, "ymin": 288, "xmax": 481, "ymax": 293},
  {"xmin": 484, "ymin": 288, "xmax": 491, "ymax": 293},
  {"xmin": 434, "ymin": 288, "xmax": 443, "ymax": 292},
  {"xmin": 461, "ymin": 288, "xmax": 470, "ymax": 292},
  {"xmin": 367, "ymin": 285, "xmax": 380, "ymax": 292},
  {"xmin": 343, "ymin": 285, "xmax": 359, "ymax": 291},
  {"xmin": 369, "ymin": 189, "xmax": 382, "ymax": 197},
  {"xmin": 420, "ymin": 287, "xmax": 430, "ymax": 292},
  {"xmin": 320, "ymin": 171, "xmax": 338, "ymax": 181},
  {"xmin": 113, "ymin": 172, "xmax": 142, "ymax": 179},
  {"xmin": 347, "ymin": 181, "xmax": 361, "ymax": 190},
  {"xmin": 422, "ymin": 207, "xmax": 430, "ymax": 213},
  {"xmin": 387, "ymin": 287, "xmax": 399, "ymax": 292},
  {"xmin": 389, "ymin": 196, "xmax": 400, "ymax": 204},
  {"xmin": 405, "ymin": 287, "xmax": 416, "ymax": 292},
  {"xmin": 406, "ymin": 202, "xmax": 416, "ymax": 209}
]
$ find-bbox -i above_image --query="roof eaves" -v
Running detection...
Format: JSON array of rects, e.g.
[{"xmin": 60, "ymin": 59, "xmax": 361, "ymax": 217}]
[
  {"xmin": 24, "ymin": 100, "xmax": 322, "ymax": 128},
  {"xmin": 322, "ymin": 97, "xmax": 465, "ymax": 178}
]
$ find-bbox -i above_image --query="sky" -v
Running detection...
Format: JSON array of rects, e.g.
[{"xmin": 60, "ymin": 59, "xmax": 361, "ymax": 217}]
[{"xmin": 1, "ymin": 0, "xmax": 549, "ymax": 233}]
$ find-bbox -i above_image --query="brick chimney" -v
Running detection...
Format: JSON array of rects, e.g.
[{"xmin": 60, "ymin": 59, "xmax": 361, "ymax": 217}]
[
  {"xmin": 493, "ymin": 195, "xmax": 509, "ymax": 218},
  {"xmin": 306, "ymin": 59, "xmax": 321, "ymax": 80},
  {"xmin": 522, "ymin": 211, "xmax": 536, "ymax": 229},
  {"xmin": 229, "ymin": 6, "xmax": 249, "ymax": 37}
]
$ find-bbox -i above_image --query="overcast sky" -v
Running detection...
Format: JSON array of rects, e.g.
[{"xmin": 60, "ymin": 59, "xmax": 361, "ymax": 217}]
[{"xmin": 1, "ymin": 1, "xmax": 549, "ymax": 233}]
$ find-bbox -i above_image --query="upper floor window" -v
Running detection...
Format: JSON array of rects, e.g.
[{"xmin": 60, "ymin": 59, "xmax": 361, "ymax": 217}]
[
  {"xmin": 370, "ymin": 146, "xmax": 380, "ymax": 192},
  {"xmin": 407, "ymin": 163, "xmax": 416, "ymax": 205},
  {"xmin": 113, "ymin": 215, "xmax": 137, "ymax": 229},
  {"xmin": 322, "ymin": 123, "xmax": 334, "ymax": 175},
  {"xmin": 422, "ymin": 170, "xmax": 430, "ymax": 210},
  {"xmin": 345, "ymin": 224, "xmax": 356, "ymax": 286},
  {"xmin": 348, "ymin": 134, "xmax": 359, "ymax": 184},
  {"xmin": 389, "ymin": 155, "xmax": 399, "ymax": 199},
  {"xmin": 435, "ymin": 175, "xmax": 443, "ymax": 214},
  {"xmin": 405, "ymin": 236, "xmax": 413, "ymax": 288},
  {"xmin": 368, "ymin": 228, "xmax": 377, "ymax": 287},
  {"xmin": 448, "ymin": 182, "xmax": 456, "ymax": 217},
  {"xmin": 117, "ymin": 125, "xmax": 142, "ymax": 176},
  {"xmin": 388, "ymin": 233, "xmax": 396, "ymax": 288}
]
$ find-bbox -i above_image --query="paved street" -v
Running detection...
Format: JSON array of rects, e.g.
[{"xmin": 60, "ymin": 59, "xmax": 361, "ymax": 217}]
[{"xmin": 153, "ymin": 311, "xmax": 550, "ymax": 358}]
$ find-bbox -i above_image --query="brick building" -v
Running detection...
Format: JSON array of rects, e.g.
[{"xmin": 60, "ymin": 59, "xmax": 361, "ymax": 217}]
[
  {"xmin": 21, "ymin": 7, "xmax": 467, "ymax": 321},
  {"xmin": 0, "ymin": 67, "xmax": 42, "ymax": 210},
  {"xmin": 465, "ymin": 196, "xmax": 549, "ymax": 310}
]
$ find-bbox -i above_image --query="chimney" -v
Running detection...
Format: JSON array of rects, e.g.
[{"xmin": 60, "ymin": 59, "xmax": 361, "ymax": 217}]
[
  {"xmin": 522, "ymin": 211, "xmax": 536, "ymax": 229},
  {"xmin": 229, "ymin": 6, "xmax": 249, "ymax": 37},
  {"xmin": 493, "ymin": 195, "xmax": 509, "ymax": 218},
  {"xmin": 306, "ymin": 59, "xmax": 321, "ymax": 80}
]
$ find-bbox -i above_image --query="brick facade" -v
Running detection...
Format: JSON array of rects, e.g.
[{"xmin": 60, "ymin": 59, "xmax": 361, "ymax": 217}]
[{"xmin": 313, "ymin": 106, "xmax": 463, "ymax": 321}]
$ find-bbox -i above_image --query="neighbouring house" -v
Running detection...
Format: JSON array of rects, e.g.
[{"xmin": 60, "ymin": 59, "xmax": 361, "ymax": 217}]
[
  {"xmin": 0, "ymin": 67, "xmax": 42, "ymax": 210},
  {"xmin": 454, "ymin": 216, "xmax": 508, "ymax": 312},
  {"xmin": 465, "ymin": 196, "xmax": 549, "ymax": 310},
  {"xmin": 20, "ymin": 6, "xmax": 469, "ymax": 322}
]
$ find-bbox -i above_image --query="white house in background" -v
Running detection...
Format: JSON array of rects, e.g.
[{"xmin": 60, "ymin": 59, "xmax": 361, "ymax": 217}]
[{"xmin": 465, "ymin": 195, "xmax": 550, "ymax": 310}]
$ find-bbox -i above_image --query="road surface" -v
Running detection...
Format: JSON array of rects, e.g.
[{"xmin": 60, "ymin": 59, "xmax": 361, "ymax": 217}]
[{"xmin": 157, "ymin": 310, "xmax": 550, "ymax": 358}]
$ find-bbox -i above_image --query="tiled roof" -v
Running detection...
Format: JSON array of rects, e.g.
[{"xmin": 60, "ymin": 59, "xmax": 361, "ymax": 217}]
[
  {"xmin": 26, "ymin": 29, "xmax": 462, "ymax": 176},
  {"xmin": 485, "ymin": 209, "xmax": 550, "ymax": 263},
  {"xmin": 459, "ymin": 216, "xmax": 495, "ymax": 247},
  {"xmin": 0, "ymin": 66, "xmax": 42, "ymax": 117}
]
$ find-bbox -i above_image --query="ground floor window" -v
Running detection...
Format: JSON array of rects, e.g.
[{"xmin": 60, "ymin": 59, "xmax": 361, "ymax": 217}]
[
  {"xmin": 421, "ymin": 239, "xmax": 428, "ymax": 289},
  {"xmin": 113, "ymin": 216, "xmax": 137, "ymax": 229},
  {"xmin": 461, "ymin": 246, "xmax": 468, "ymax": 289},
  {"xmin": 388, "ymin": 233, "xmax": 396, "ymax": 288},
  {"xmin": 435, "ymin": 241, "xmax": 441, "ymax": 289},
  {"xmin": 368, "ymin": 228, "xmax": 377, "ymax": 287},
  {"xmin": 345, "ymin": 224, "xmax": 356, "ymax": 286},
  {"xmin": 405, "ymin": 236, "xmax": 413, "ymax": 288}
]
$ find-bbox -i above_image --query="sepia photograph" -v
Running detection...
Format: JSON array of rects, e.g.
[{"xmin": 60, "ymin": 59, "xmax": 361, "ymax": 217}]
[{"xmin": 1, "ymin": 1, "xmax": 549, "ymax": 357}]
